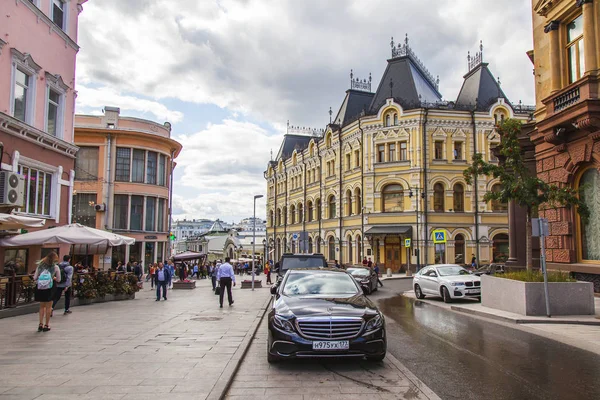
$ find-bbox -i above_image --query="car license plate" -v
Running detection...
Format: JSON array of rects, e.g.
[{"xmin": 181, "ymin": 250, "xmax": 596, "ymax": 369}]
[
  {"xmin": 467, "ymin": 289, "xmax": 481, "ymax": 294},
  {"xmin": 312, "ymin": 341, "xmax": 349, "ymax": 350}
]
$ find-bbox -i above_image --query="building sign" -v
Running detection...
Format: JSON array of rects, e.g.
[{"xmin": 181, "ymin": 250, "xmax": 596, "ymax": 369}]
[
  {"xmin": 404, "ymin": 238, "xmax": 411, "ymax": 248},
  {"xmin": 144, "ymin": 235, "xmax": 158, "ymax": 240},
  {"xmin": 432, "ymin": 230, "xmax": 447, "ymax": 244}
]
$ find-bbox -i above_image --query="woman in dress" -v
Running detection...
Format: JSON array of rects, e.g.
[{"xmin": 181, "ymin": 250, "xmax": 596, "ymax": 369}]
[{"xmin": 33, "ymin": 252, "xmax": 60, "ymax": 332}]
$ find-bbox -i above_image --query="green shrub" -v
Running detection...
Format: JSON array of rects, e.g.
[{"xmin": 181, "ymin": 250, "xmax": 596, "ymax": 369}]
[{"xmin": 498, "ymin": 270, "xmax": 575, "ymax": 283}]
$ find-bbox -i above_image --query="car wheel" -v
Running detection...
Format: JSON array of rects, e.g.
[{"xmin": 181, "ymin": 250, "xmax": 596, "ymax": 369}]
[
  {"xmin": 367, "ymin": 352, "xmax": 386, "ymax": 362},
  {"xmin": 414, "ymin": 284, "xmax": 425, "ymax": 299},
  {"xmin": 441, "ymin": 286, "xmax": 452, "ymax": 303}
]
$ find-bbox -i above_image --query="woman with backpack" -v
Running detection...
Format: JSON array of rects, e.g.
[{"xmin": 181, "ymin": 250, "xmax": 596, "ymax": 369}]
[{"xmin": 33, "ymin": 252, "xmax": 60, "ymax": 332}]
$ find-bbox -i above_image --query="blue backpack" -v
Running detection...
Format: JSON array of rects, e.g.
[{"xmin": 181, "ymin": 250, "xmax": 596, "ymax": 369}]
[{"xmin": 37, "ymin": 267, "xmax": 53, "ymax": 290}]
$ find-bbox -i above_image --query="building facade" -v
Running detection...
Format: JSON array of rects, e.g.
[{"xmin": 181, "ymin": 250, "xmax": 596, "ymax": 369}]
[
  {"xmin": 527, "ymin": 0, "xmax": 600, "ymax": 288},
  {"xmin": 73, "ymin": 107, "xmax": 182, "ymax": 270},
  {"xmin": 0, "ymin": 0, "xmax": 86, "ymax": 273},
  {"xmin": 172, "ymin": 218, "xmax": 230, "ymax": 253},
  {"xmin": 265, "ymin": 38, "xmax": 533, "ymax": 271}
]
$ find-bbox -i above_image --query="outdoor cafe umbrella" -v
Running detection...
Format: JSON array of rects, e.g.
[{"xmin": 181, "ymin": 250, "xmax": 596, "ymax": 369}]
[
  {"xmin": 0, "ymin": 213, "xmax": 46, "ymax": 230},
  {"xmin": 0, "ymin": 223, "xmax": 135, "ymax": 247}
]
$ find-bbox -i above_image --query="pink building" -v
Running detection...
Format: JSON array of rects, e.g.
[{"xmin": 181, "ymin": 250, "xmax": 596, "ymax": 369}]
[{"xmin": 0, "ymin": 0, "xmax": 87, "ymax": 273}]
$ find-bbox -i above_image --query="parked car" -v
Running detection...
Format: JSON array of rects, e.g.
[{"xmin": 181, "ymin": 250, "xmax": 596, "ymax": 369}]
[
  {"xmin": 346, "ymin": 267, "xmax": 378, "ymax": 294},
  {"xmin": 413, "ymin": 264, "xmax": 481, "ymax": 303},
  {"xmin": 267, "ymin": 268, "xmax": 386, "ymax": 363},
  {"xmin": 274, "ymin": 253, "xmax": 328, "ymax": 283},
  {"xmin": 474, "ymin": 263, "xmax": 505, "ymax": 276}
]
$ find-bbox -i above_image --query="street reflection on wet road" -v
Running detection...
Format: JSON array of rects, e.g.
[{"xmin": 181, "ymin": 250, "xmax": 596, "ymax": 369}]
[{"xmin": 377, "ymin": 281, "xmax": 600, "ymax": 400}]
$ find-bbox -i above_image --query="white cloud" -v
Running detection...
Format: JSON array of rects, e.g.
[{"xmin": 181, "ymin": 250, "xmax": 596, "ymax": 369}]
[
  {"xmin": 76, "ymin": 86, "xmax": 184, "ymax": 123},
  {"xmin": 171, "ymin": 119, "xmax": 282, "ymax": 220}
]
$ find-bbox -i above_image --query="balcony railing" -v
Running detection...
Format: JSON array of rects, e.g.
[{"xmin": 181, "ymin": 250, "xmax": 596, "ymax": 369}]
[{"xmin": 553, "ymin": 86, "xmax": 580, "ymax": 112}]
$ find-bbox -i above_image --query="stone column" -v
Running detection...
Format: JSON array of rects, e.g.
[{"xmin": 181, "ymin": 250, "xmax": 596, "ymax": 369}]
[
  {"xmin": 544, "ymin": 20, "xmax": 561, "ymax": 92},
  {"xmin": 581, "ymin": 0, "xmax": 598, "ymax": 73}
]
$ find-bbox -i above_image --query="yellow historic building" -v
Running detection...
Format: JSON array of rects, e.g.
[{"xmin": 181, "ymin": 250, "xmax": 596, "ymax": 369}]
[{"xmin": 265, "ymin": 38, "xmax": 533, "ymax": 271}]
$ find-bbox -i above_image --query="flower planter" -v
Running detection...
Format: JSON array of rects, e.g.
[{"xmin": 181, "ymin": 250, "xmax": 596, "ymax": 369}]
[
  {"xmin": 481, "ymin": 275, "xmax": 595, "ymax": 316},
  {"xmin": 173, "ymin": 281, "xmax": 196, "ymax": 290},
  {"xmin": 241, "ymin": 280, "xmax": 262, "ymax": 289}
]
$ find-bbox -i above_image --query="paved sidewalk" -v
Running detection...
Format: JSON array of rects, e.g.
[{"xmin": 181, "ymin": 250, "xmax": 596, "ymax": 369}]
[
  {"xmin": 0, "ymin": 278, "xmax": 270, "ymax": 400},
  {"xmin": 225, "ymin": 316, "xmax": 441, "ymax": 400},
  {"xmin": 404, "ymin": 291, "xmax": 600, "ymax": 356}
]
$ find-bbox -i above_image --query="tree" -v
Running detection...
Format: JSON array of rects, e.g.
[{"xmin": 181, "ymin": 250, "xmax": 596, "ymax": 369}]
[{"xmin": 463, "ymin": 119, "xmax": 589, "ymax": 270}]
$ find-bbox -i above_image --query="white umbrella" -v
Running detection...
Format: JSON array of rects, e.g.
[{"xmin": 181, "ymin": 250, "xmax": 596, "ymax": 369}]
[
  {"xmin": 0, "ymin": 223, "xmax": 135, "ymax": 247},
  {"xmin": 0, "ymin": 213, "xmax": 46, "ymax": 230}
]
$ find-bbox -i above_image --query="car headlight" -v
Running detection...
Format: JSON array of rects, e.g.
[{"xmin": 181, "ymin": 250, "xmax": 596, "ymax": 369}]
[
  {"xmin": 360, "ymin": 279, "xmax": 370, "ymax": 284},
  {"xmin": 364, "ymin": 315, "xmax": 383, "ymax": 334},
  {"xmin": 451, "ymin": 282, "xmax": 465, "ymax": 286},
  {"xmin": 273, "ymin": 315, "xmax": 295, "ymax": 332}
]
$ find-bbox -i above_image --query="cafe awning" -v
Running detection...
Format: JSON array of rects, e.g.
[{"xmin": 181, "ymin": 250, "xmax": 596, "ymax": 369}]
[{"xmin": 364, "ymin": 225, "xmax": 412, "ymax": 236}]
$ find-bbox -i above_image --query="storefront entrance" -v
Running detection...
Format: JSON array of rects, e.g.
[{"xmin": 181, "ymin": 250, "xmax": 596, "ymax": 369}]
[{"xmin": 385, "ymin": 237, "xmax": 402, "ymax": 272}]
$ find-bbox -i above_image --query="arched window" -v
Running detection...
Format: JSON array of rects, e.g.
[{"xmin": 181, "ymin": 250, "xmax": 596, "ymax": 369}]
[
  {"xmin": 434, "ymin": 183, "xmax": 445, "ymax": 212},
  {"xmin": 385, "ymin": 114, "xmax": 391, "ymax": 127},
  {"xmin": 328, "ymin": 195, "xmax": 336, "ymax": 219},
  {"xmin": 393, "ymin": 113, "xmax": 398, "ymax": 125},
  {"xmin": 307, "ymin": 201, "xmax": 313, "ymax": 222},
  {"xmin": 492, "ymin": 234, "xmax": 509, "ymax": 262},
  {"xmin": 453, "ymin": 183, "xmax": 464, "ymax": 212},
  {"xmin": 298, "ymin": 203, "xmax": 303, "ymax": 223},
  {"xmin": 326, "ymin": 133, "xmax": 332, "ymax": 148},
  {"xmin": 491, "ymin": 184, "xmax": 507, "ymax": 211},
  {"xmin": 292, "ymin": 153, "xmax": 297, "ymax": 166},
  {"xmin": 276, "ymin": 209, "xmax": 282, "ymax": 226},
  {"xmin": 356, "ymin": 235, "xmax": 361, "ymax": 260},
  {"xmin": 382, "ymin": 184, "xmax": 404, "ymax": 212},
  {"xmin": 316, "ymin": 198, "xmax": 321, "ymax": 221},
  {"xmin": 290, "ymin": 205, "xmax": 296, "ymax": 224},
  {"xmin": 308, "ymin": 237, "xmax": 313, "ymax": 253},
  {"xmin": 579, "ymin": 168, "xmax": 600, "ymax": 261},
  {"xmin": 348, "ymin": 235, "xmax": 353, "ymax": 264},
  {"xmin": 454, "ymin": 234, "xmax": 465, "ymax": 264},
  {"xmin": 346, "ymin": 189, "xmax": 353, "ymax": 216},
  {"xmin": 328, "ymin": 237, "xmax": 336, "ymax": 261},
  {"xmin": 355, "ymin": 188, "xmax": 362, "ymax": 214},
  {"xmin": 309, "ymin": 143, "xmax": 314, "ymax": 157}
]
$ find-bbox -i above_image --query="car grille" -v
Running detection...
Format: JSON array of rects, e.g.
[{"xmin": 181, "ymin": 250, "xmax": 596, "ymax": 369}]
[
  {"xmin": 296, "ymin": 317, "xmax": 364, "ymax": 340},
  {"xmin": 465, "ymin": 281, "xmax": 481, "ymax": 287},
  {"xmin": 474, "ymin": 281, "xmax": 480, "ymax": 287}
]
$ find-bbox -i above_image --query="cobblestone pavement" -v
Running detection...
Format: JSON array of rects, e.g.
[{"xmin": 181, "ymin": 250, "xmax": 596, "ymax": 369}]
[
  {"xmin": 225, "ymin": 316, "xmax": 440, "ymax": 400},
  {"xmin": 0, "ymin": 278, "xmax": 270, "ymax": 400}
]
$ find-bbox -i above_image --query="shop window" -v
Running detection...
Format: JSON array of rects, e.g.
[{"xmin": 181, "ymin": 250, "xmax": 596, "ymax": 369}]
[
  {"xmin": 579, "ymin": 168, "xmax": 600, "ymax": 261},
  {"xmin": 454, "ymin": 234, "xmax": 465, "ymax": 264},
  {"xmin": 328, "ymin": 196, "xmax": 336, "ymax": 219},
  {"xmin": 18, "ymin": 165, "xmax": 52, "ymax": 217},
  {"xmin": 75, "ymin": 147, "xmax": 99, "ymax": 181},
  {"xmin": 453, "ymin": 184, "xmax": 464, "ymax": 212},
  {"xmin": 378, "ymin": 145, "xmax": 385, "ymax": 162},
  {"xmin": 388, "ymin": 143, "xmax": 396, "ymax": 162},
  {"xmin": 434, "ymin": 141, "xmax": 444, "ymax": 160},
  {"xmin": 72, "ymin": 193, "xmax": 97, "ymax": 228},
  {"xmin": 113, "ymin": 195, "xmax": 128, "ymax": 229},
  {"xmin": 399, "ymin": 142, "xmax": 407, "ymax": 161}
]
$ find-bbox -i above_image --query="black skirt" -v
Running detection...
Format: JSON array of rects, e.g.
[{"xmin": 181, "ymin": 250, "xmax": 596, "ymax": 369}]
[{"xmin": 34, "ymin": 287, "xmax": 55, "ymax": 302}]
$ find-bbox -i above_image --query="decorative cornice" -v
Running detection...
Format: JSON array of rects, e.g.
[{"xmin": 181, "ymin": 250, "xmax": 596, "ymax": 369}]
[
  {"xmin": 534, "ymin": 0, "xmax": 556, "ymax": 16},
  {"xmin": 10, "ymin": 48, "xmax": 42, "ymax": 72},
  {"xmin": 544, "ymin": 20, "xmax": 560, "ymax": 33},
  {"xmin": 0, "ymin": 112, "xmax": 78, "ymax": 158},
  {"xmin": 45, "ymin": 72, "xmax": 70, "ymax": 91}
]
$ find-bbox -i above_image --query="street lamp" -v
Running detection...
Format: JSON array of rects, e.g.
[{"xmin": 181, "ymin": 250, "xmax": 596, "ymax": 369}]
[
  {"xmin": 252, "ymin": 194, "xmax": 264, "ymax": 291},
  {"xmin": 409, "ymin": 187, "xmax": 425, "ymax": 271}
]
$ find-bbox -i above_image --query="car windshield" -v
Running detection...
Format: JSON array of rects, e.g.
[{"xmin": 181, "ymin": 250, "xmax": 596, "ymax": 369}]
[
  {"xmin": 281, "ymin": 257, "xmax": 326, "ymax": 271},
  {"xmin": 437, "ymin": 266, "xmax": 470, "ymax": 276},
  {"xmin": 282, "ymin": 272, "xmax": 359, "ymax": 296},
  {"xmin": 347, "ymin": 268, "xmax": 370, "ymax": 277}
]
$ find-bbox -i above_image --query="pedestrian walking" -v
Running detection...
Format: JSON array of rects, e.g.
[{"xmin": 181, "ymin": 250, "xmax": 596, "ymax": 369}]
[
  {"xmin": 470, "ymin": 254, "xmax": 477, "ymax": 269},
  {"xmin": 367, "ymin": 257, "xmax": 373, "ymax": 268},
  {"xmin": 133, "ymin": 262, "xmax": 142, "ymax": 281},
  {"xmin": 192, "ymin": 263, "xmax": 199, "ymax": 279},
  {"xmin": 217, "ymin": 257, "xmax": 236, "ymax": 308},
  {"xmin": 52, "ymin": 255, "xmax": 74, "ymax": 316},
  {"xmin": 362, "ymin": 257, "xmax": 368, "ymax": 266},
  {"xmin": 154, "ymin": 263, "xmax": 171, "ymax": 301},
  {"xmin": 265, "ymin": 262, "xmax": 272, "ymax": 285},
  {"xmin": 374, "ymin": 264, "xmax": 383, "ymax": 287},
  {"xmin": 148, "ymin": 263, "xmax": 156, "ymax": 288},
  {"xmin": 33, "ymin": 252, "xmax": 60, "ymax": 332},
  {"xmin": 167, "ymin": 260, "xmax": 175, "ymax": 288},
  {"xmin": 210, "ymin": 262, "xmax": 218, "ymax": 291}
]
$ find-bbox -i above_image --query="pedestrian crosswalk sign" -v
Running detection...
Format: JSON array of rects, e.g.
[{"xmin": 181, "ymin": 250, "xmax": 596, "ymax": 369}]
[
  {"xmin": 433, "ymin": 230, "xmax": 447, "ymax": 244},
  {"xmin": 404, "ymin": 239, "xmax": 411, "ymax": 248}
]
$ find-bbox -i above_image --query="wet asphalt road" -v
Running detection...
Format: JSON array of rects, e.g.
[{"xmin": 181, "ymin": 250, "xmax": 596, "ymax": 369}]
[{"xmin": 371, "ymin": 279, "xmax": 600, "ymax": 400}]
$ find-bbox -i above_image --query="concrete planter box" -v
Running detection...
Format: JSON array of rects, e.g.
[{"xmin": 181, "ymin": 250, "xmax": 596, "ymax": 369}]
[
  {"xmin": 173, "ymin": 281, "xmax": 196, "ymax": 290},
  {"xmin": 241, "ymin": 280, "xmax": 262, "ymax": 289},
  {"xmin": 481, "ymin": 275, "xmax": 595, "ymax": 316}
]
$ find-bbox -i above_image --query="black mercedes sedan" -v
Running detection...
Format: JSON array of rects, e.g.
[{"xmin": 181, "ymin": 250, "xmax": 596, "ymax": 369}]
[{"xmin": 267, "ymin": 268, "xmax": 386, "ymax": 363}]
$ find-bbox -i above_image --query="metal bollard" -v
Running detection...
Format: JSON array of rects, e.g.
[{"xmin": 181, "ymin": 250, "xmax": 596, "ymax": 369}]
[{"xmin": 386, "ymin": 268, "xmax": 392, "ymax": 277}]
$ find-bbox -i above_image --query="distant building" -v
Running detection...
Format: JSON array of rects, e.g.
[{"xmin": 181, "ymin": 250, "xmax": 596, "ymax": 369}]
[
  {"xmin": 0, "ymin": 0, "xmax": 87, "ymax": 273},
  {"xmin": 172, "ymin": 219, "xmax": 230, "ymax": 253},
  {"xmin": 232, "ymin": 217, "xmax": 267, "ymax": 233},
  {"xmin": 265, "ymin": 37, "xmax": 533, "ymax": 270},
  {"xmin": 73, "ymin": 107, "xmax": 182, "ymax": 269}
]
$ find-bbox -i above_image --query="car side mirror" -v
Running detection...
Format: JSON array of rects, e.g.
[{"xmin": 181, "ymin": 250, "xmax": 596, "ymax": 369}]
[{"xmin": 270, "ymin": 285, "xmax": 278, "ymax": 295}]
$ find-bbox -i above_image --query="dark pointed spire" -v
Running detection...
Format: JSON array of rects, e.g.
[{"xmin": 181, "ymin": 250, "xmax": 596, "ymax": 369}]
[{"xmin": 329, "ymin": 107, "xmax": 332, "ymax": 123}]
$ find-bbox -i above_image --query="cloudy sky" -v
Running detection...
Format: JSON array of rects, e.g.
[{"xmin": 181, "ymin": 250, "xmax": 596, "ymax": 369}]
[{"xmin": 75, "ymin": 0, "xmax": 535, "ymax": 224}]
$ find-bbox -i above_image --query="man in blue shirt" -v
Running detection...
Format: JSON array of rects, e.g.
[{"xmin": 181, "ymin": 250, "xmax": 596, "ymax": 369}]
[
  {"xmin": 216, "ymin": 257, "xmax": 236, "ymax": 308},
  {"xmin": 154, "ymin": 262, "xmax": 171, "ymax": 301}
]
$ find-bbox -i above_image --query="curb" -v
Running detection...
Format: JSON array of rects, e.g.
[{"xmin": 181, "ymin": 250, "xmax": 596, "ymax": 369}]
[
  {"xmin": 385, "ymin": 353, "xmax": 442, "ymax": 400},
  {"xmin": 450, "ymin": 305, "xmax": 600, "ymax": 326},
  {"xmin": 381, "ymin": 276, "xmax": 414, "ymax": 281},
  {"xmin": 207, "ymin": 292, "xmax": 273, "ymax": 400}
]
